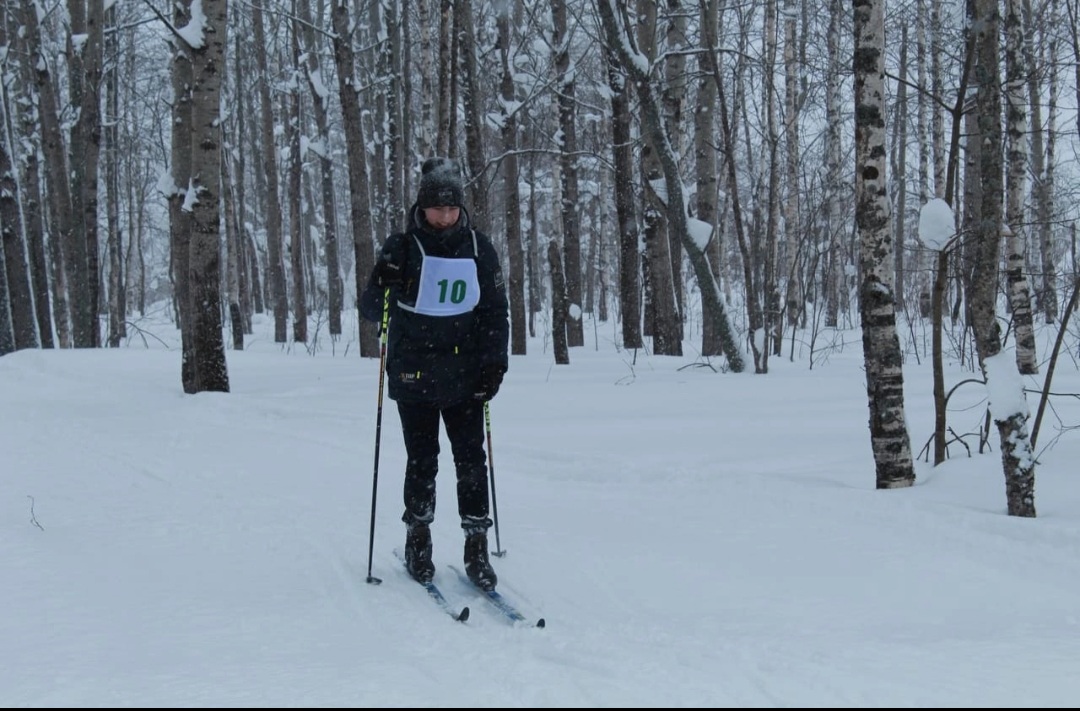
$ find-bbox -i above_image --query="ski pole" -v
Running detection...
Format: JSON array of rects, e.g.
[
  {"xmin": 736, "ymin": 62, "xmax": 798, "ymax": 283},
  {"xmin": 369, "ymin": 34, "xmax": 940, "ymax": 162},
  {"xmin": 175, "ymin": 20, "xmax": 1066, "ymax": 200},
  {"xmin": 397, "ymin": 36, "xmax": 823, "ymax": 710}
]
[
  {"xmin": 366, "ymin": 288, "xmax": 391, "ymax": 584},
  {"xmin": 484, "ymin": 401, "xmax": 505, "ymax": 557}
]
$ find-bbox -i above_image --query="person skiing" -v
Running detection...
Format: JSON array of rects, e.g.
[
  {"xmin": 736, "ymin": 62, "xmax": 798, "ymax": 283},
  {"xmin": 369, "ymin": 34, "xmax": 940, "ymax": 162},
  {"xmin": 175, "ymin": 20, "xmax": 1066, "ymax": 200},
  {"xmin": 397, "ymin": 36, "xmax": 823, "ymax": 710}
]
[{"xmin": 360, "ymin": 157, "xmax": 509, "ymax": 592}]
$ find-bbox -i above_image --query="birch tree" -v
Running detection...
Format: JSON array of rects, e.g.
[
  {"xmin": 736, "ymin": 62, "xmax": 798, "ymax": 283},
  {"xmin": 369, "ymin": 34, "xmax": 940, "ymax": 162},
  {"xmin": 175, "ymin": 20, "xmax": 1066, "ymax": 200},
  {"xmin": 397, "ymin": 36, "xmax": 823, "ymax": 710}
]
[
  {"xmin": 969, "ymin": 0, "xmax": 1036, "ymax": 517},
  {"xmin": 1026, "ymin": 0, "xmax": 1056, "ymax": 324},
  {"xmin": 853, "ymin": 0, "xmax": 916, "ymax": 489},
  {"xmin": 824, "ymin": 0, "xmax": 844, "ymax": 328},
  {"xmin": 1003, "ymin": 0, "xmax": 1037, "ymax": 374}
]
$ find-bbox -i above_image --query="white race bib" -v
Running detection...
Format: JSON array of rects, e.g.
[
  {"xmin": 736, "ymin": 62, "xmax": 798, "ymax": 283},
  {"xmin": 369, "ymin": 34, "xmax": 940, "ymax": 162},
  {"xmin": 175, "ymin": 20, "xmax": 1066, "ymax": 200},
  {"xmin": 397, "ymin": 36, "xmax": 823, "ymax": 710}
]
[{"xmin": 410, "ymin": 255, "xmax": 480, "ymax": 316}]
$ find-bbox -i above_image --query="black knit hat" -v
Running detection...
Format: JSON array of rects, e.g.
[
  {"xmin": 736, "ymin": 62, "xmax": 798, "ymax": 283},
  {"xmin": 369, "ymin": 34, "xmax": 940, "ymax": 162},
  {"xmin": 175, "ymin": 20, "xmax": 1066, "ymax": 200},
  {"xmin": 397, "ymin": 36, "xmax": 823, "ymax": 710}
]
[{"xmin": 417, "ymin": 157, "xmax": 464, "ymax": 209}]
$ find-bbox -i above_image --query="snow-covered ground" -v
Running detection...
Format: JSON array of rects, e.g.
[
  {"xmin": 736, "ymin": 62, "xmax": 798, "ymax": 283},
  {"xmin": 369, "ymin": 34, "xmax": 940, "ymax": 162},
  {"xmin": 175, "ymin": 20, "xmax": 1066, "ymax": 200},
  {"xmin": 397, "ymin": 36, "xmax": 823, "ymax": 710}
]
[{"xmin": 3, "ymin": 309, "xmax": 1079, "ymax": 706}]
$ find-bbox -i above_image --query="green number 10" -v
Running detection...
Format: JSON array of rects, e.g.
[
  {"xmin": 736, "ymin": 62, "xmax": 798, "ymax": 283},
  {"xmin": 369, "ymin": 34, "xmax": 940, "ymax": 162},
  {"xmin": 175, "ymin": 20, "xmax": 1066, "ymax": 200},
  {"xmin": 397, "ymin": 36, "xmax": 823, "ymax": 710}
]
[{"xmin": 437, "ymin": 279, "xmax": 468, "ymax": 304}]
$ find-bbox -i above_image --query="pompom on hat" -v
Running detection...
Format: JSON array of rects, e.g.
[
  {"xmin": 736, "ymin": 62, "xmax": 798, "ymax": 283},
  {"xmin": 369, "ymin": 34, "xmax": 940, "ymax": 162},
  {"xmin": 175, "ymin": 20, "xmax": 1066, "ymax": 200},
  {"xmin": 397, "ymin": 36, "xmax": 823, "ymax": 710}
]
[{"xmin": 417, "ymin": 157, "xmax": 465, "ymax": 209}]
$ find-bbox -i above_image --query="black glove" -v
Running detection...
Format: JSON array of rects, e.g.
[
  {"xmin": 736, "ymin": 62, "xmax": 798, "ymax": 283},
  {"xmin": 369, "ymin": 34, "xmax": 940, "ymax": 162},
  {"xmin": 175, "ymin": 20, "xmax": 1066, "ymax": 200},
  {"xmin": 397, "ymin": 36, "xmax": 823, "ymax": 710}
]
[
  {"xmin": 474, "ymin": 364, "xmax": 505, "ymax": 401},
  {"xmin": 372, "ymin": 260, "xmax": 403, "ymax": 288}
]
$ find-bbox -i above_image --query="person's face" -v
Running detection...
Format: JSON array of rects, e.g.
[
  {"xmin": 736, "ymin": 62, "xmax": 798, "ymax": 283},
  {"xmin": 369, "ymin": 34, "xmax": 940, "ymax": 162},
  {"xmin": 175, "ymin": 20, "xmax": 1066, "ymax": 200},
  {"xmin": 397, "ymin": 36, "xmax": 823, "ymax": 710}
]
[{"xmin": 423, "ymin": 205, "xmax": 460, "ymax": 230}]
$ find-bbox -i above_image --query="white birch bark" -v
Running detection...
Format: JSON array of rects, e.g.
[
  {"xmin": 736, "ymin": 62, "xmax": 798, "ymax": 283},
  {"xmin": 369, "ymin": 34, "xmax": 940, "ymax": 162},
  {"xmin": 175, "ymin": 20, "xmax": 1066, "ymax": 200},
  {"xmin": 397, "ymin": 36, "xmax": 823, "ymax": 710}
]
[
  {"xmin": 853, "ymin": 0, "xmax": 916, "ymax": 489},
  {"xmin": 970, "ymin": 0, "xmax": 1036, "ymax": 517},
  {"xmin": 1004, "ymin": 0, "xmax": 1037, "ymax": 374},
  {"xmin": 1023, "ymin": 0, "xmax": 1055, "ymax": 324}
]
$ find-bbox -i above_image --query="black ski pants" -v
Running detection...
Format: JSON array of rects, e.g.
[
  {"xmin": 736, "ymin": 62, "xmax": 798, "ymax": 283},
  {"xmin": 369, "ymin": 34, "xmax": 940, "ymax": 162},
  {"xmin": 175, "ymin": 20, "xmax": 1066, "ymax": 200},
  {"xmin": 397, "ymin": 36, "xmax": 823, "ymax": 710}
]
[{"xmin": 396, "ymin": 398, "xmax": 490, "ymax": 532}]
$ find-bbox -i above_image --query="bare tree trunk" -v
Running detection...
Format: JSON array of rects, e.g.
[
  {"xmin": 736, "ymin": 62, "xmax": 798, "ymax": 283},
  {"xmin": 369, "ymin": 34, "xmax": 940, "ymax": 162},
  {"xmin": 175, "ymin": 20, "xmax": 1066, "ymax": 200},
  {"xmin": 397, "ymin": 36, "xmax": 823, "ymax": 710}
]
[
  {"xmin": 1041, "ymin": 14, "xmax": 1058, "ymax": 321},
  {"xmin": 1004, "ymin": 0, "xmax": 1037, "ymax": 374},
  {"xmin": 931, "ymin": 0, "xmax": 947, "ymax": 198},
  {"xmin": 434, "ymin": 0, "xmax": 452, "ymax": 157},
  {"xmin": 12, "ymin": 3, "xmax": 53, "ymax": 347},
  {"xmin": 916, "ymin": 0, "xmax": 932, "ymax": 317},
  {"xmin": 0, "ymin": 241, "xmax": 12, "ymax": 354},
  {"xmin": 104, "ymin": 12, "xmax": 125, "ymax": 348},
  {"xmin": 1026, "ymin": 0, "xmax": 1055, "ymax": 324},
  {"xmin": 526, "ymin": 159, "xmax": 540, "ymax": 338},
  {"xmin": 663, "ymin": 0, "xmax": 688, "ymax": 343},
  {"xmin": 548, "ymin": 239, "xmax": 570, "ymax": 365},
  {"xmin": 331, "ymin": 1, "xmax": 378, "ymax": 357},
  {"xmin": 552, "ymin": 0, "xmax": 584, "ymax": 347},
  {"xmin": 605, "ymin": 43, "xmax": 642, "ymax": 351},
  {"xmin": 634, "ymin": 0, "xmax": 681, "ymax": 356},
  {"xmin": 0, "ymin": 69, "xmax": 39, "ymax": 351},
  {"xmin": 891, "ymin": 25, "xmax": 909, "ymax": 318},
  {"xmin": 762, "ymin": 0, "xmax": 780, "ymax": 364},
  {"xmin": 824, "ymin": 0, "xmax": 843, "ymax": 328},
  {"xmin": 186, "ymin": 0, "xmax": 230, "ymax": 393},
  {"xmin": 252, "ymin": 0, "xmax": 288, "ymax": 342},
  {"xmin": 231, "ymin": 32, "xmax": 253, "ymax": 333},
  {"xmin": 223, "ymin": 148, "xmax": 244, "ymax": 351},
  {"xmin": 84, "ymin": 0, "xmax": 104, "ymax": 347},
  {"xmin": 456, "ymin": 0, "xmax": 489, "ymax": 227},
  {"xmin": 384, "ymin": 1, "xmax": 405, "ymax": 235},
  {"xmin": 696, "ymin": 0, "xmax": 721, "ymax": 356},
  {"xmin": 497, "ymin": 1, "xmax": 526, "ymax": 356},
  {"xmin": 246, "ymin": 231, "xmax": 264, "ymax": 318},
  {"xmin": 288, "ymin": 24, "xmax": 307, "ymax": 344},
  {"xmin": 782, "ymin": 0, "xmax": 803, "ymax": 333},
  {"xmin": 299, "ymin": 0, "xmax": 342, "ymax": 336},
  {"xmin": 853, "ymin": 0, "xmax": 916, "ymax": 489},
  {"xmin": 30, "ymin": 0, "xmax": 72, "ymax": 347},
  {"xmin": 169, "ymin": 8, "xmax": 196, "ymax": 392},
  {"xmin": 416, "ymin": 0, "xmax": 435, "ymax": 158},
  {"xmin": 970, "ymin": 0, "xmax": 1035, "ymax": 517},
  {"xmin": 66, "ymin": 0, "xmax": 103, "ymax": 348}
]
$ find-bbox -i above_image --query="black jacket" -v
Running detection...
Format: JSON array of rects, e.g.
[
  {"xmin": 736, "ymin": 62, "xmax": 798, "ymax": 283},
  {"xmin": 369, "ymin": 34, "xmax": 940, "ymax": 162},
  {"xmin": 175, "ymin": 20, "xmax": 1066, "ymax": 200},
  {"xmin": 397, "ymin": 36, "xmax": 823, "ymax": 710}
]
[{"xmin": 360, "ymin": 205, "xmax": 509, "ymax": 406}]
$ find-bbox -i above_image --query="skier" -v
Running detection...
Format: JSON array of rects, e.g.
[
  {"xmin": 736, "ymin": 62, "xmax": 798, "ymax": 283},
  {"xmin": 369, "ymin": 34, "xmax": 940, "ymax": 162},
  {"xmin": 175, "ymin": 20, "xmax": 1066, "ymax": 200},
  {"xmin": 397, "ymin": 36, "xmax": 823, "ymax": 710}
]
[{"xmin": 360, "ymin": 157, "xmax": 509, "ymax": 591}]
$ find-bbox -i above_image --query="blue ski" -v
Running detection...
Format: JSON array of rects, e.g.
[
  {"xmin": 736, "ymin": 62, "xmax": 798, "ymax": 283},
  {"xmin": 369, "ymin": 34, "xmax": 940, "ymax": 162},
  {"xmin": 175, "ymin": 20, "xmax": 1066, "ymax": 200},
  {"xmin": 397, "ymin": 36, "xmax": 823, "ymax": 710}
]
[
  {"xmin": 450, "ymin": 565, "xmax": 545, "ymax": 628},
  {"xmin": 393, "ymin": 549, "xmax": 469, "ymax": 622}
]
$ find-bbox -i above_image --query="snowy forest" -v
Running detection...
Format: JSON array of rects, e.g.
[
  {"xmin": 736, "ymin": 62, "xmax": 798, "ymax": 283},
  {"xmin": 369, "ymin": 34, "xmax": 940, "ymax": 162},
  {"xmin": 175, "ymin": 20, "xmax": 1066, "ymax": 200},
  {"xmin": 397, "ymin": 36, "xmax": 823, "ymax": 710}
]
[{"xmin": 1, "ymin": 0, "xmax": 1078, "ymax": 512}]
